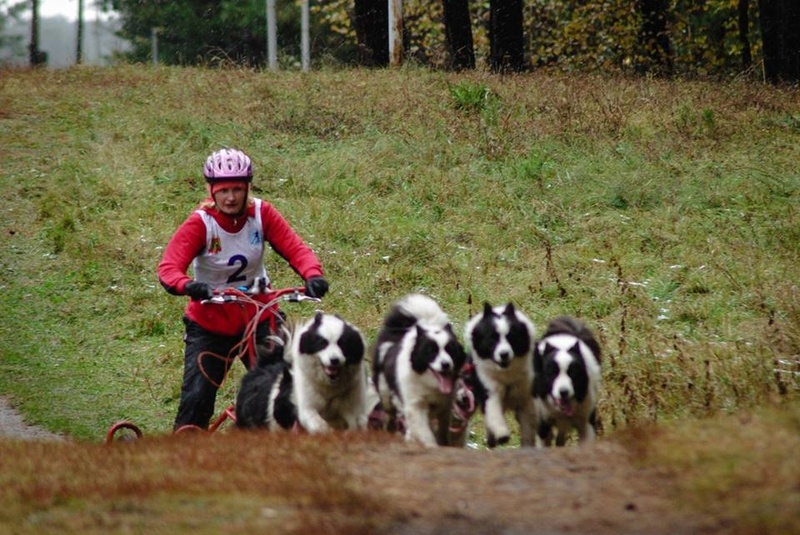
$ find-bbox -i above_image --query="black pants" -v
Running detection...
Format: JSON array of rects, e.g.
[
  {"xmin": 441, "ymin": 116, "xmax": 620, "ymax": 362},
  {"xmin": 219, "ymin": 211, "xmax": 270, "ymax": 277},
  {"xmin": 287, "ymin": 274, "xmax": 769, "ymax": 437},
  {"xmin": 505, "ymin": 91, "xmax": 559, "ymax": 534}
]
[{"xmin": 173, "ymin": 316, "xmax": 280, "ymax": 431}]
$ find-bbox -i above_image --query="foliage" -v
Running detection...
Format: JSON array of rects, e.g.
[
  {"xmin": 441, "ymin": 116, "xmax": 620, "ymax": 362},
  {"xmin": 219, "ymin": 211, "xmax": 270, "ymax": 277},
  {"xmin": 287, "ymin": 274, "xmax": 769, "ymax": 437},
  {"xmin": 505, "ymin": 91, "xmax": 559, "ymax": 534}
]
[
  {"xmin": 526, "ymin": 0, "xmax": 762, "ymax": 77},
  {"xmin": 527, "ymin": 1, "xmax": 638, "ymax": 71},
  {"xmin": 91, "ymin": 0, "xmax": 767, "ymax": 77},
  {"xmin": 102, "ymin": 0, "xmax": 354, "ymax": 67},
  {"xmin": 0, "ymin": 0, "xmax": 26, "ymax": 65},
  {"xmin": 671, "ymin": 0, "xmax": 762, "ymax": 76},
  {"xmin": 315, "ymin": 0, "xmax": 492, "ymax": 69},
  {"xmin": 101, "ymin": 0, "xmax": 262, "ymax": 65},
  {"xmin": 447, "ymin": 79, "xmax": 493, "ymax": 111}
]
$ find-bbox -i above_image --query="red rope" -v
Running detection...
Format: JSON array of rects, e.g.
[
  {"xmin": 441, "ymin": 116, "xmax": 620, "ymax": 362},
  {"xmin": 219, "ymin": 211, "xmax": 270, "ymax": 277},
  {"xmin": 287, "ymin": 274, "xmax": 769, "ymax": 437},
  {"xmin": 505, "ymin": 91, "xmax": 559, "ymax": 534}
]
[{"xmin": 196, "ymin": 289, "xmax": 285, "ymax": 387}]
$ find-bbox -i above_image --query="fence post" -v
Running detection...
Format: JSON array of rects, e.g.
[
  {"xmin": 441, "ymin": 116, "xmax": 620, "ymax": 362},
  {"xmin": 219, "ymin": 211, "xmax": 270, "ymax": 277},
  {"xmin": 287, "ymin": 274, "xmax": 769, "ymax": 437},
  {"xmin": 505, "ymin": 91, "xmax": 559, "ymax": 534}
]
[
  {"xmin": 266, "ymin": 0, "xmax": 277, "ymax": 70},
  {"xmin": 389, "ymin": 0, "xmax": 403, "ymax": 66},
  {"xmin": 301, "ymin": 0, "xmax": 310, "ymax": 72},
  {"xmin": 151, "ymin": 27, "xmax": 158, "ymax": 66}
]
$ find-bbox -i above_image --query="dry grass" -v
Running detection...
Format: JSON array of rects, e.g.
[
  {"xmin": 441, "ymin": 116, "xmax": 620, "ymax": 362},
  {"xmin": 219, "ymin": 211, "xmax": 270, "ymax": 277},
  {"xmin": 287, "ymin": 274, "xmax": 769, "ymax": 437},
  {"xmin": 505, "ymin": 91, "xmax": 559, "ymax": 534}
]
[
  {"xmin": 2, "ymin": 401, "xmax": 798, "ymax": 534},
  {"xmin": 0, "ymin": 431, "xmax": 399, "ymax": 535},
  {"xmin": 620, "ymin": 399, "xmax": 800, "ymax": 535}
]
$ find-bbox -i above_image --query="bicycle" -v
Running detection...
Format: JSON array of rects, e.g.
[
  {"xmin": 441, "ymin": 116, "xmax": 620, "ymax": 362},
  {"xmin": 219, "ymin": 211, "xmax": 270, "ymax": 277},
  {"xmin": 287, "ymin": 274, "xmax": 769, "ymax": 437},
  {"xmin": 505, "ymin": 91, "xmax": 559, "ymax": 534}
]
[{"xmin": 104, "ymin": 279, "xmax": 321, "ymax": 444}]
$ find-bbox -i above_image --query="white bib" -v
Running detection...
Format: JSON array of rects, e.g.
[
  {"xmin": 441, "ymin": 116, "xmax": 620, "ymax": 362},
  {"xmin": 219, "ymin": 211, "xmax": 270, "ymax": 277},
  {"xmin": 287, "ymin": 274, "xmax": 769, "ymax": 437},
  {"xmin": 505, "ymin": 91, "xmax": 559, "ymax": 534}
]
[{"xmin": 192, "ymin": 198, "xmax": 269, "ymax": 290}]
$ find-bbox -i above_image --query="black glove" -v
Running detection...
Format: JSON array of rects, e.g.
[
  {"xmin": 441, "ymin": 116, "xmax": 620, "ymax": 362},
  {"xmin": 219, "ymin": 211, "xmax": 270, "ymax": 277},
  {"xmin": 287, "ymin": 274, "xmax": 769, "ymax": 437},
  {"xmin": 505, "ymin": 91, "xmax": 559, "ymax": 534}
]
[
  {"xmin": 184, "ymin": 281, "xmax": 214, "ymax": 301},
  {"xmin": 304, "ymin": 276, "xmax": 329, "ymax": 299}
]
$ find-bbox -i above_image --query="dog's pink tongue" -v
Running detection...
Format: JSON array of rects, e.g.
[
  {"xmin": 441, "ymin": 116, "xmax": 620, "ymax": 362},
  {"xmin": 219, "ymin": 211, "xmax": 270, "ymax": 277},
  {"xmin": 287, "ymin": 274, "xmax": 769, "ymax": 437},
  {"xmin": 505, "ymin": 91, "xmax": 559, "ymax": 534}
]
[
  {"xmin": 557, "ymin": 399, "xmax": 575, "ymax": 417},
  {"xmin": 324, "ymin": 365, "xmax": 340, "ymax": 380},
  {"xmin": 433, "ymin": 371, "xmax": 454, "ymax": 394}
]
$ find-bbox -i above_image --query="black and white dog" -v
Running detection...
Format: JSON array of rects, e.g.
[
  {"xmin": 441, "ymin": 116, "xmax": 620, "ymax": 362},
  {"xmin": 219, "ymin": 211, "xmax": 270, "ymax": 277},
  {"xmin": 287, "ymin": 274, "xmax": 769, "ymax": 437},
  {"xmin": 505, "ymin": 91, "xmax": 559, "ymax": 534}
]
[
  {"xmin": 464, "ymin": 302, "xmax": 537, "ymax": 448},
  {"xmin": 372, "ymin": 294, "xmax": 466, "ymax": 447},
  {"xmin": 235, "ymin": 337, "xmax": 298, "ymax": 431},
  {"xmin": 532, "ymin": 315, "xmax": 602, "ymax": 447},
  {"xmin": 291, "ymin": 312, "xmax": 368, "ymax": 433}
]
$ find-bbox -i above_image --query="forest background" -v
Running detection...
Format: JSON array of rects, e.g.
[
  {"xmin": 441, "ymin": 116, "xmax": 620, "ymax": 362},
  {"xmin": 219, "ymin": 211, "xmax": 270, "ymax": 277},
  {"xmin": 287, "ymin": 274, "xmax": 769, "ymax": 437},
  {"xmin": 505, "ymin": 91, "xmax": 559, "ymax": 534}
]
[{"xmin": 1, "ymin": 0, "xmax": 799, "ymax": 83}]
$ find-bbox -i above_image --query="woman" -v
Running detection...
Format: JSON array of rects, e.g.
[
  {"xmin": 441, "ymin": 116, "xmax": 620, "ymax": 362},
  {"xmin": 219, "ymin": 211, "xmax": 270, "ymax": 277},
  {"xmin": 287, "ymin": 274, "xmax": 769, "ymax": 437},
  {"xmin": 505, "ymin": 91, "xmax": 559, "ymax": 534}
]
[{"xmin": 158, "ymin": 148, "xmax": 328, "ymax": 431}]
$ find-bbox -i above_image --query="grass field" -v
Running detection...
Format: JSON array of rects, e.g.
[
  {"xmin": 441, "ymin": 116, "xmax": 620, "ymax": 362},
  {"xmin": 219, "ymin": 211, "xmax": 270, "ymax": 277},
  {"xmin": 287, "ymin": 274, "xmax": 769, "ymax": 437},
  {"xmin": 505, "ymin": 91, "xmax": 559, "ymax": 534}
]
[
  {"xmin": 2, "ymin": 65, "xmax": 797, "ymax": 440},
  {"xmin": 0, "ymin": 63, "xmax": 798, "ymax": 534}
]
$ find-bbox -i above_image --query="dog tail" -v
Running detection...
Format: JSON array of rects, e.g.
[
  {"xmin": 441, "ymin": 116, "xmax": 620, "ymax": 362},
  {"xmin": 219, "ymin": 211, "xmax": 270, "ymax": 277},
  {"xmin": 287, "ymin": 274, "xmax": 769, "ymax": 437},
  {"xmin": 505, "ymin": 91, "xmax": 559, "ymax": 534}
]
[
  {"xmin": 376, "ymin": 294, "xmax": 450, "ymax": 345},
  {"xmin": 396, "ymin": 293, "xmax": 450, "ymax": 327},
  {"xmin": 541, "ymin": 316, "xmax": 601, "ymax": 364},
  {"xmin": 255, "ymin": 323, "xmax": 294, "ymax": 367}
]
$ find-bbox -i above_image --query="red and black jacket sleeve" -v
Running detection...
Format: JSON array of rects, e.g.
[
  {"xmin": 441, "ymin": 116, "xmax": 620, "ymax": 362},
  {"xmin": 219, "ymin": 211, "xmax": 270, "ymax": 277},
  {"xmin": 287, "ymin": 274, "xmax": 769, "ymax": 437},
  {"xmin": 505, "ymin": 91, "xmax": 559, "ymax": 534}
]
[{"xmin": 157, "ymin": 212, "xmax": 207, "ymax": 296}]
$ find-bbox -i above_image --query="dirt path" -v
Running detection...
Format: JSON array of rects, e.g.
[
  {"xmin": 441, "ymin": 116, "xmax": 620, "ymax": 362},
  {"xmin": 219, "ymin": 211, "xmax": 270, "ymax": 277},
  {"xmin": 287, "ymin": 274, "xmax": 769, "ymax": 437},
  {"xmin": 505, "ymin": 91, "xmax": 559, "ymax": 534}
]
[
  {"xmin": 1, "ymin": 398, "xmax": 722, "ymax": 534},
  {"xmin": 0, "ymin": 397, "xmax": 65, "ymax": 442},
  {"xmin": 345, "ymin": 440, "xmax": 719, "ymax": 535}
]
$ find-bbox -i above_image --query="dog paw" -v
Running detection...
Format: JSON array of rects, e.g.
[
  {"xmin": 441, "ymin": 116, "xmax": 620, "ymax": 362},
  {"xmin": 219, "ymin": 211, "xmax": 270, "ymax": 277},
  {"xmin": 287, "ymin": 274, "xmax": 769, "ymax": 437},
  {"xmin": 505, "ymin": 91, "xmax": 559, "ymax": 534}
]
[
  {"xmin": 487, "ymin": 432, "xmax": 510, "ymax": 448},
  {"xmin": 300, "ymin": 414, "xmax": 331, "ymax": 434},
  {"xmin": 486, "ymin": 428, "xmax": 510, "ymax": 448}
]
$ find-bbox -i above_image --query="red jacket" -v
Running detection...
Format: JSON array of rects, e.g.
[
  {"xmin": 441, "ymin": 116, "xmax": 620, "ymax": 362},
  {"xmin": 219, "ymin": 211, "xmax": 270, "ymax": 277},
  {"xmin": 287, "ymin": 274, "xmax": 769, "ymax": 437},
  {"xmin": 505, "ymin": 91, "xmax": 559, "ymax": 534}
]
[{"xmin": 158, "ymin": 198, "xmax": 323, "ymax": 336}]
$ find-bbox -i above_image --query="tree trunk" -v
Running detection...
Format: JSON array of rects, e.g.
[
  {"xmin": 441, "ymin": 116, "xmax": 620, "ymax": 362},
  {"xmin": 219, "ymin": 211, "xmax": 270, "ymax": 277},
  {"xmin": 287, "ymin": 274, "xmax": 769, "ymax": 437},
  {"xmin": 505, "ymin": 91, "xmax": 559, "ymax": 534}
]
[
  {"xmin": 29, "ymin": 0, "xmax": 47, "ymax": 66},
  {"xmin": 738, "ymin": 0, "xmax": 752, "ymax": 70},
  {"xmin": 758, "ymin": 0, "xmax": 800, "ymax": 83},
  {"xmin": 489, "ymin": 0, "xmax": 525, "ymax": 73},
  {"xmin": 636, "ymin": 0, "xmax": 672, "ymax": 76},
  {"xmin": 353, "ymin": 0, "xmax": 389, "ymax": 67},
  {"xmin": 442, "ymin": 0, "xmax": 475, "ymax": 70}
]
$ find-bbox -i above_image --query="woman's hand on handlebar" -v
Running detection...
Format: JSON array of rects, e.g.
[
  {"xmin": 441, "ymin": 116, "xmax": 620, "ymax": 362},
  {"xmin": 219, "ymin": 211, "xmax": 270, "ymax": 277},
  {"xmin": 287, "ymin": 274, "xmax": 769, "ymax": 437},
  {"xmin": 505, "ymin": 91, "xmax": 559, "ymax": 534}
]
[
  {"xmin": 304, "ymin": 276, "xmax": 329, "ymax": 298},
  {"xmin": 185, "ymin": 281, "xmax": 214, "ymax": 301}
]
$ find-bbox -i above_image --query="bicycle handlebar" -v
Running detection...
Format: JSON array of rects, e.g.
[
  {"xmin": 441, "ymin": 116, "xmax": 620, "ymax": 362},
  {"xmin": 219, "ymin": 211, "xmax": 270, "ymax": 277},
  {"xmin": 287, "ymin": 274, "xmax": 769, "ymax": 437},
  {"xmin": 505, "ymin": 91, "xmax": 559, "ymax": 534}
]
[{"xmin": 200, "ymin": 278, "xmax": 321, "ymax": 306}]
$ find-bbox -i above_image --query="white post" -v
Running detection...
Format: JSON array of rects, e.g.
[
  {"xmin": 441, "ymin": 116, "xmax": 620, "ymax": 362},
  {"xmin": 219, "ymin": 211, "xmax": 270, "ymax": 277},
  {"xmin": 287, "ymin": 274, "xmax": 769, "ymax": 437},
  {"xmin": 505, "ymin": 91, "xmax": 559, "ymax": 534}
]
[
  {"xmin": 266, "ymin": 0, "xmax": 277, "ymax": 70},
  {"xmin": 388, "ymin": 0, "xmax": 403, "ymax": 66},
  {"xmin": 301, "ymin": 0, "xmax": 310, "ymax": 72}
]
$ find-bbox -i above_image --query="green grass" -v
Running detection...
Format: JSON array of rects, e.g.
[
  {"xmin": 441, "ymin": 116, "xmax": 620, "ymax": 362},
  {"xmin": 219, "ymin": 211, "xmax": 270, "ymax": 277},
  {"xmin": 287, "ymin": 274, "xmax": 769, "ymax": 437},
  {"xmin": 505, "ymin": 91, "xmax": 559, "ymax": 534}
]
[{"xmin": 0, "ymin": 65, "xmax": 798, "ymax": 444}]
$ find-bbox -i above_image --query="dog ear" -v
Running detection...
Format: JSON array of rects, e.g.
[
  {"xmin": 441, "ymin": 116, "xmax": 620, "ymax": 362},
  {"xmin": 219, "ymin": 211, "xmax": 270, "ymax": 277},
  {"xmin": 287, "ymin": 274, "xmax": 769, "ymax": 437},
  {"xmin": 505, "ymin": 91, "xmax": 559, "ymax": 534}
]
[
  {"xmin": 339, "ymin": 324, "xmax": 366, "ymax": 364},
  {"xmin": 578, "ymin": 324, "xmax": 602, "ymax": 364},
  {"xmin": 313, "ymin": 311, "xmax": 323, "ymax": 326},
  {"xmin": 410, "ymin": 325, "xmax": 432, "ymax": 374},
  {"xmin": 415, "ymin": 324, "xmax": 425, "ymax": 338},
  {"xmin": 482, "ymin": 302, "xmax": 494, "ymax": 317},
  {"xmin": 532, "ymin": 341, "xmax": 546, "ymax": 373},
  {"xmin": 569, "ymin": 340, "xmax": 585, "ymax": 362},
  {"xmin": 447, "ymin": 338, "xmax": 467, "ymax": 369},
  {"xmin": 502, "ymin": 302, "xmax": 516, "ymax": 317}
]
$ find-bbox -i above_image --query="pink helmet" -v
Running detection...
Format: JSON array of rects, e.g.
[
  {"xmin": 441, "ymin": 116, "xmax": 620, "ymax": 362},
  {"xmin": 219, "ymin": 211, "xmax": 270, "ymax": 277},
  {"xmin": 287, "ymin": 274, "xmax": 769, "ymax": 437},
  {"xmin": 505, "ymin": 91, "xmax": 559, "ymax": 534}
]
[{"xmin": 203, "ymin": 148, "xmax": 253, "ymax": 183}]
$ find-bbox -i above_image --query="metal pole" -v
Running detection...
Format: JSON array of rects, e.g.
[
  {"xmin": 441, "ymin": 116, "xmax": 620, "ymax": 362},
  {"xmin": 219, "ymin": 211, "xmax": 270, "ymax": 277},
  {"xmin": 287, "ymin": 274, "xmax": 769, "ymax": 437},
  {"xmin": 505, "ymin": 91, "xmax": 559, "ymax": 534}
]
[
  {"xmin": 76, "ymin": 0, "xmax": 84, "ymax": 64},
  {"xmin": 301, "ymin": 0, "xmax": 309, "ymax": 72},
  {"xmin": 267, "ymin": 0, "xmax": 277, "ymax": 70},
  {"xmin": 151, "ymin": 27, "xmax": 158, "ymax": 66},
  {"xmin": 388, "ymin": 0, "xmax": 403, "ymax": 66}
]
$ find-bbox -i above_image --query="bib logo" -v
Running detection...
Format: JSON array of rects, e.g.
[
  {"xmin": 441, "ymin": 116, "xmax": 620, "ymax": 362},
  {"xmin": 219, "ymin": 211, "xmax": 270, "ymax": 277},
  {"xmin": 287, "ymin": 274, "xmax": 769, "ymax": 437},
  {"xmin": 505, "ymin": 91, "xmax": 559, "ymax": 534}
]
[
  {"xmin": 209, "ymin": 236, "xmax": 222, "ymax": 255},
  {"xmin": 250, "ymin": 230, "xmax": 261, "ymax": 245}
]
